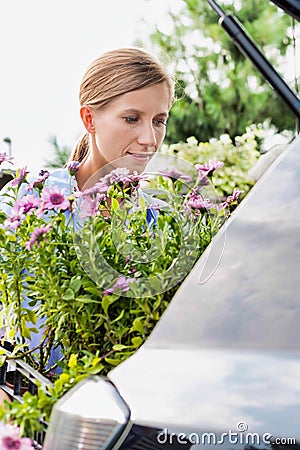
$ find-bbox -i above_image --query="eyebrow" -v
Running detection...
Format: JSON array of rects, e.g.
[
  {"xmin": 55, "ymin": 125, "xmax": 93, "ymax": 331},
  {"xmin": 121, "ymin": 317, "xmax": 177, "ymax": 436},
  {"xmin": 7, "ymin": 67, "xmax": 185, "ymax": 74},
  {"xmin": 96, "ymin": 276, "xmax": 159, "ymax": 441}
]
[{"xmin": 121, "ymin": 108, "xmax": 169, "ymax": 118}]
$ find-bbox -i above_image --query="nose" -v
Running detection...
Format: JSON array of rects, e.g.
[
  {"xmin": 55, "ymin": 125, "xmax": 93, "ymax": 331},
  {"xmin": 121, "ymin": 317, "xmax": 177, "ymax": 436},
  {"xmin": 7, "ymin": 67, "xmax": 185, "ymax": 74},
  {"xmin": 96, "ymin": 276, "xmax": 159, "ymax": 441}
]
[{"xmin": 137, "ymin": 123, "xmax": 157, "ymax": 149}]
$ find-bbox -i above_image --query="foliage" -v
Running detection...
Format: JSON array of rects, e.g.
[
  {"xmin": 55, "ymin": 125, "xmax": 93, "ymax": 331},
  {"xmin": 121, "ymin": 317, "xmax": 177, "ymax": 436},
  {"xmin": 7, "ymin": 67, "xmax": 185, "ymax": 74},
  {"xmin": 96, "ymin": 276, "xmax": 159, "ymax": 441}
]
[
  {"xmin": 142, "ymin": 0, "xmax": 295, "ymax": 143},
  {"xmin": 160, "ymin": 123, "xmax": 264, "ymax": 198},
  {"xmin": 0, "ymin": 156, "xmax": 241, "ymax": 378},
  {"xmin": 0, "ymin": 149, "xmax": 245, "ymax": 441},
  {"xmin": 0, "ymin": 352, "xmax": 103, "ymax": 441},
  {"xmin": 43, "ymin": 136, "xmax": 70, "ymax": 169}
]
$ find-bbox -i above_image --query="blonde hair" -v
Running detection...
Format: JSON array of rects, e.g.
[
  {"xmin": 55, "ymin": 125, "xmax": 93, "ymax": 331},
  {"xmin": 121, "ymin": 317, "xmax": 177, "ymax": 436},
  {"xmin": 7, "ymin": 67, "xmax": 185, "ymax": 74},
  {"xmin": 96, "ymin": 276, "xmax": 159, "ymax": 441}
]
[{"xmin": 69, "ymin": 47, "xmax": 175, "ymax": 163}]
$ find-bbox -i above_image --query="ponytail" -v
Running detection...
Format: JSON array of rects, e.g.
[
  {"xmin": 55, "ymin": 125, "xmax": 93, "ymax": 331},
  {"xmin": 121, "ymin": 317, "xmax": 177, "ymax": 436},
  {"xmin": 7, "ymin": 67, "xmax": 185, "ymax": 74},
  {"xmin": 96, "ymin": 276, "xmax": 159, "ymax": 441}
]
[{"xmin": 68, "ymin": 133, "xmax": 89, "ymax": 163}]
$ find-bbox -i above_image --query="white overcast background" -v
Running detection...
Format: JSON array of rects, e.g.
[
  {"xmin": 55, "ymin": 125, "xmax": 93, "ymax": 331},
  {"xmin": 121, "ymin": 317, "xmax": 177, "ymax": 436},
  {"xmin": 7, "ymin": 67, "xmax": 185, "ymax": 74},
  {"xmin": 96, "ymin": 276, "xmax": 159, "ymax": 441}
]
[
  {"xmin": 1, "ymin": 1, "xmax": 299, "ymax": 174},
  {"xmin": 0, "ymin": 0, "xmax": 182, "ymax": 174}
]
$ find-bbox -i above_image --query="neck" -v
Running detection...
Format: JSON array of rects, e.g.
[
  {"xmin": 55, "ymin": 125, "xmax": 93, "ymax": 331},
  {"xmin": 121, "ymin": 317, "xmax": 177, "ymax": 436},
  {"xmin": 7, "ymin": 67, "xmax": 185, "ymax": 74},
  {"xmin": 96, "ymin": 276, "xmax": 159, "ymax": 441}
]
[{"xmin": 75, "ymin": 142, "xmax": 108, "ymax": 190}]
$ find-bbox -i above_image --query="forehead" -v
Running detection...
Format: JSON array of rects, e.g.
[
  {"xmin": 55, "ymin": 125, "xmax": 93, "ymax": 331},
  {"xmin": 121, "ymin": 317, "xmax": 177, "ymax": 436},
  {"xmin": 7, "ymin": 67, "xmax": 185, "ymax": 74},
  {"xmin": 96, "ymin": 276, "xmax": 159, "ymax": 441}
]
[{"xmin": 108, "ymin": 83, "xmax": 171, "ymax": 115}]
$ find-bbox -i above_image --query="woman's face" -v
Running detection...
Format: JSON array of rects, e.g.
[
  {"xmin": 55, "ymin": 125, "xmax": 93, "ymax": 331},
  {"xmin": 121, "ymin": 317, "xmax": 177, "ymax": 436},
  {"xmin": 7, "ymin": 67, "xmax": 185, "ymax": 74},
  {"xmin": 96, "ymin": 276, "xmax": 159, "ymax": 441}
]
[{"xmin": 82, "ymin": 82, "xmax": 170, "ymax": 172}]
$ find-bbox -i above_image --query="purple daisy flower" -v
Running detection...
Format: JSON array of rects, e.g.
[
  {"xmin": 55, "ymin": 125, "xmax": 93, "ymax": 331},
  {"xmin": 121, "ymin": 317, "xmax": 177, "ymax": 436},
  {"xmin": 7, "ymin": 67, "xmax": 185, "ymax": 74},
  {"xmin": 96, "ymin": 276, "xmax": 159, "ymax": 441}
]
[
  {"xmin": 13, "ymin": 194, "xmax": 41, "ymax": 215},
  {"xmin": 79, "ymin": 193, "xmax": 106, "ymax": 219},
  {"xmin": 105, "ymin": 167, "xmax": 146, "ymax": 189},
  {"xmin": 0, "ymin": 152, "xmax": 14, "ymax": 165},
  {"xmin": 0, "ymin": 423, "xmax": 34, "ymax": 450},
  {"xmin": 226, "ymin": 188, "xmax": 243, "ymax": 204},
  {"xmin": 83, "ymin": 182, "xmax": 110, "ymax": 196},
  {"xmin": 10, "ymin": 166, "xmax": 29, "ymax": 187},
  {"xmin": 195, "ymin": 158, "xmax": 224, "ymax": 181},
  {"xmin": 186, "ymin": 194, "xmax": 213, "ymax": 214},
  {"xmin": 159, "ymin": 169, "xmax": 193, "ymax": 183},
  {"xmin": 67, "ymin": 160, "xmax": 81, "ymax": 176},
  {"xmin": 103, "ymin": 276, "xmax": 135, "ymax": 296},
  {"xmin": 25, "ymin": 224, "xmax": 52, "ymax": 250},
  {"xmin": 27, "ymin": 170, "xmax": 50, "ymax": 190},
  {"xmin": 41, "ymin": 186, "xmax": 70, "ymax": 211},
  {"xmin": 108, "ymin": 167, "xmax": 131, "ymax": 184},
  {"xmin": 220, "ymin": 188, "xmax": 244, "ymax": 209},
  {"xmin": 4, "ymin": 214, "xmax": 22, "ymax": 230}
]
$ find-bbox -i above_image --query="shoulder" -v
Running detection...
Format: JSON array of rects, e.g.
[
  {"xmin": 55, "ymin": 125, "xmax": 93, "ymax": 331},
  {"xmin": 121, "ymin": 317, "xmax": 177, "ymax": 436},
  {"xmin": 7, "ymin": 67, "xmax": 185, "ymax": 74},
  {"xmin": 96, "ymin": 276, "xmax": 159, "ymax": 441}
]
[{"xmin": 45, "ymin": 168, "xmax": 73, "ymax": 190}]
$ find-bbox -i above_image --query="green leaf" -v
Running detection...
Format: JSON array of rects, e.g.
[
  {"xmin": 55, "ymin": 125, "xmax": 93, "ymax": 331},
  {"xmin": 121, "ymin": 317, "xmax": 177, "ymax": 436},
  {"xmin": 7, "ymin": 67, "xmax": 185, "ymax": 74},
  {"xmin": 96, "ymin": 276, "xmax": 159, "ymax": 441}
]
[
  {"xmin": 130, "ymin": 318, "xmax": 144, "ymax": 334},
  {"xmin": 8, "ymin": 328, "xmax": 15, "ymax": 339},
  {"xmin": 25, "ymin": 308, "xmax": 37, "ymax": 324},
  {"xmin": 110, "ymin": 309, "xmax": 125, "ymax": 324},
  {"xmin": 68, "ymin": 354, "xmax": 78, "ymax": 369},
  {"xmin": 70, "ymin": 277, "xmax": 82, "ymax": 293},
  {"xmin": 113, "ymin": 344, "xmax": 128, "ymax": 351},
  {"xmin": 101, "ymin": 295, "xmax": 117, "ymax": 315},
  {"xmin": 62, "ymin": 288, "xmax": 75, "ymax": 300},
  {"xmin": 111, "ymin": 197, "xmax": 119, "ymax": 211},
  {"xmin": 21, "ymin": 322, "xmax": 31, "ymax": 339},
  {"xmin": 105, "ymin": 357, "xmax": 121, "ymax": 367},
  {"xmin": 131, "ymin": 336, "xmax": 143, "ymax": 348},
  {"xmin": 75, "ymin": 296, "xmax": 101, "ymax": 304}
]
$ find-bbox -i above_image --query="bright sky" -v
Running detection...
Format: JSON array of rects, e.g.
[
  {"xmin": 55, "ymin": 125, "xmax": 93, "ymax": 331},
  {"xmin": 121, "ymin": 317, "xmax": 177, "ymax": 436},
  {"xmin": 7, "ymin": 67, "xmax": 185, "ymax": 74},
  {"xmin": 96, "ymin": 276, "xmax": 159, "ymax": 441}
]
[
  {"xmin": 1, "ymin": 1, "xmax": 299, "ymax": 175},
  {"xmin": 0, "ymin": 0, "xmax": 182, "ymax": 174}
]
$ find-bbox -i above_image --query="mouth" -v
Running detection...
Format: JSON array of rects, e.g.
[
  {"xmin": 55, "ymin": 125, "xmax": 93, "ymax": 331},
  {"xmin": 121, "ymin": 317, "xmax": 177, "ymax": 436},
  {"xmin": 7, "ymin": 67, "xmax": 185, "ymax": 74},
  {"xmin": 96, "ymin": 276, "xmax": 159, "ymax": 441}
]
[{"xmin": 126, "ymin": 152, "xmax": 154, "ymax": 162}]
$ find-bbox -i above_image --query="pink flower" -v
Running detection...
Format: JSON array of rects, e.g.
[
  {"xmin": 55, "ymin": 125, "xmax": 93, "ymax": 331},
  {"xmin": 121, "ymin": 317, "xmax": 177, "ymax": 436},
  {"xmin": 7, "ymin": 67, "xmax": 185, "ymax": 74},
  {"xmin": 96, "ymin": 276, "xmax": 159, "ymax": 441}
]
[
  {"xmin": 13, "ymin": 194, "xmax": 41, "ymax": 215},
  {"xmin": 0, "ymin": 152, "xmax": 14, "ymax": 165},
  {"xmin": 195, "ymin": 158, "xmax": 224, "ymax": 181},
  {"xmin": 159, "ymin": 169, "xmax": 193, "ymax": 183},
  {"xmin": 108, "ymin": 167, "xmax": 132, "ymax": 184},
  {"xmin": 99, "ymin": 167, "xmax": 146, "ymax": 191},
  {"xmin": 11, "ymin": 166, "xmax": 29, "ymax": 187},
  {"xmin": 78, "ymin": 193, "xmax": 106, "ymax": 219},
  {"xmin": 219, "ymin": 188, "xmax": 244, "ymax": 209},
  {"xmin": 226, "ymin": 188, "xmax": 243, "ymax": 204},
  {"xmin": 67, "ymin": 161, "xmax": 81, "ymax": 176},
  {"xmin": 81, "ymin": 184, "xmax": 109, "ymax": 197},
  {"xmin": 103, "ymin": 276, "xmax": 135, "ymax": 296},
  {"xmin": 41, "ymin": 186, "xmax": 70, "ymax": 211},
  {"xmin": 27, "ymin": 170, "xmax": 50, "ymax": 190},
  {"xmin": 186, "ymin": 195, "xmax": 213, "ymax": 213},
  {"xmin": 25, "ymin": 224, "xmax": 52, "ymax": 250},
  {"xmin": 0, "ymin": 423, "xmax": 34, "ymax": 450},
  {"xmin": 4, "ymin": 215, "xmax": 22, "ymax": 230}
]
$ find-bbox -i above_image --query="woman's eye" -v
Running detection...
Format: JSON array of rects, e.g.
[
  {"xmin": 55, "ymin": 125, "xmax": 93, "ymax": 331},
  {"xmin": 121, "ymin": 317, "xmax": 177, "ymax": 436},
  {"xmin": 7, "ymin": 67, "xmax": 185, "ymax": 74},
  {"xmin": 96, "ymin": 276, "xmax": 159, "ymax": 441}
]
[
  {"xmin": 154, "ymin": 119, "xmax": 167, "ymax": 127},
  {"xmin": 124, "ymin": 116, "xmax": 138, "ymax": 124}
]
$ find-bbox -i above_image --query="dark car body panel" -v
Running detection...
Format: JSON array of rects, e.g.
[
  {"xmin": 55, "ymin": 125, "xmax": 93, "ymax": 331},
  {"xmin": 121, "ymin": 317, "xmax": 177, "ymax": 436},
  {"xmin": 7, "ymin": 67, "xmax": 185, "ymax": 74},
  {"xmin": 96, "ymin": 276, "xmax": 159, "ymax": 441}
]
[
  {"xmin": 271, "ymin": 0, "xmax": 300, "ymax": 21},
  {"xmin": 109, "ymin": 136, "xmax": 300, "ymax": 444}
]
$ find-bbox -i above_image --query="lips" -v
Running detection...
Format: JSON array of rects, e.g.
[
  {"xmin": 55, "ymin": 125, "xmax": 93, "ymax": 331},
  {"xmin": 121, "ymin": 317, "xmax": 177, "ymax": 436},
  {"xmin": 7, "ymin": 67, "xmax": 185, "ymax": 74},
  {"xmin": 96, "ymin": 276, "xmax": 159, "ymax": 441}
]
[{"xmin": 127, "ymin": 152, "xmax": 154, "ymax": 160}]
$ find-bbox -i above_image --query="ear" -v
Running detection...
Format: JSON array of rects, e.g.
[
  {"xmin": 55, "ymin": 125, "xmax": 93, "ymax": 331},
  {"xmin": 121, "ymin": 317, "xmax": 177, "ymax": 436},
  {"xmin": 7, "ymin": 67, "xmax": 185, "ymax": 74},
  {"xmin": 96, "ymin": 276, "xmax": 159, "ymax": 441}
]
[{"xmin": 80, "ymin": 105, "xmax": 95, "ymax": 134}]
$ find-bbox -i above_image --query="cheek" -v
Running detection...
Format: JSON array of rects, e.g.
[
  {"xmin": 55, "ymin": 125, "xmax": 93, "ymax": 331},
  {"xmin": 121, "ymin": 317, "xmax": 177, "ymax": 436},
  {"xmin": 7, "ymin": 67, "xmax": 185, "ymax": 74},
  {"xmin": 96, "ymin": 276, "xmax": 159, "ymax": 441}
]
[
  {"xmin": 157, "ymin": 128, "xmax": 166, "ymax": 145},
  {"xmin": 94, "ymin": 126, "xmax": 131, "ymax": 159}
]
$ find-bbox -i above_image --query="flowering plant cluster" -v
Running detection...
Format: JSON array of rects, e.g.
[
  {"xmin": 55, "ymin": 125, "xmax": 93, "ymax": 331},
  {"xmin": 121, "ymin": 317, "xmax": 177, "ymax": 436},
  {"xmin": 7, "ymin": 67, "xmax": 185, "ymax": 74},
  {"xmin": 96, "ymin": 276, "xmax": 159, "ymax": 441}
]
[
  {"xmin": 0, "ymin": 153, "xmax": 243, "ymax": 373},
  {"xmin": 0, "ymin": 151, "xmax": 242, "ymax": 442},
  {"xmin": 0, "ymin": 153, "xmax": 240, "ymax": 374},
  {"xmin": 160, "ymin": 124, "xmax": 266, "ymax": 198}
]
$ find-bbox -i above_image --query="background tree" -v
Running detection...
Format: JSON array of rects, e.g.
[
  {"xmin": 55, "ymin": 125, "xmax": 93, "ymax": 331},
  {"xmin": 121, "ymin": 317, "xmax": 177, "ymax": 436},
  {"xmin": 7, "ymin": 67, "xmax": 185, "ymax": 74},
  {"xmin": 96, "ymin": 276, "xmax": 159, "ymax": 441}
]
[
  {"xmin": 139, "ymin": 0, "xmax": 297, "ymax": 143},
  {"xmin": 44, "ymin": 136, "xmax": 70, "ymax": 169}
]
